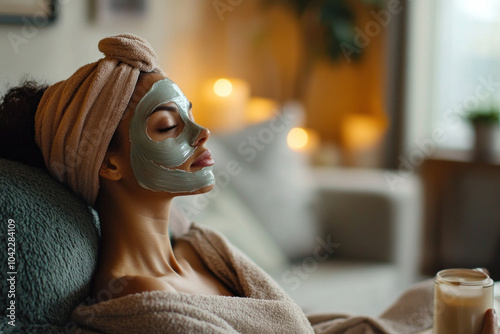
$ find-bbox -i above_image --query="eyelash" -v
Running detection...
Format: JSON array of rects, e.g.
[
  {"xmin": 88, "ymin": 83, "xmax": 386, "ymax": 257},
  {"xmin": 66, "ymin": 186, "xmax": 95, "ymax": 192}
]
[{"xmin": 159, "ymin": 125, "xmax": 177, "ymax": 133}]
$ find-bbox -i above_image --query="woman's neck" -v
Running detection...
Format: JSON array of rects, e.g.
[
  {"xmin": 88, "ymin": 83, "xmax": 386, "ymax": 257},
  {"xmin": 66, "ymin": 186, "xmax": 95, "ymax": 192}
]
[{"xmin": 95, "ymin": 191, "xmax": 183, "ymax": 278}]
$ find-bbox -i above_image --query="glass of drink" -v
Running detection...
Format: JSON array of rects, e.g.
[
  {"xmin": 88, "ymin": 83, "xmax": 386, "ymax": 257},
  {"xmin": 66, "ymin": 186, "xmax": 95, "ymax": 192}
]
[{"xmin": 434, "ymin": 268, "xmax": 494, "ymax": 334}]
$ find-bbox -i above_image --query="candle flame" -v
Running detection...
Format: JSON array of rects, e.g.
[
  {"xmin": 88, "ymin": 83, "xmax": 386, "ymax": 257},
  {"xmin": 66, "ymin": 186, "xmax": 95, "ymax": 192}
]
[
  {"xmin": 287, "ymin": 127, "xmax": 309, "ymax": 150},
  {"xmin": 213, "ymin": 78, "xmax": 233, "ymax": 97}
]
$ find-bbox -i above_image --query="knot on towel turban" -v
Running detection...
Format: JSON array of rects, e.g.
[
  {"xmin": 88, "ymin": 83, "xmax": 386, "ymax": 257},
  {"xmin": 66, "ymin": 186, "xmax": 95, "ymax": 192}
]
[
  {"xmin": 35, "ymin": 34, "xmax": 163, "ymax": 205},
  {"xmin": 98, "ymin": 34, "xmax": 158, "ymax": 72}
]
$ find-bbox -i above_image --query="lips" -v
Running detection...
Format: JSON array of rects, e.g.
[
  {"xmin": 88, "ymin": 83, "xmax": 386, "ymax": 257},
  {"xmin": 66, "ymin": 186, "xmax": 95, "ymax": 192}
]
[{"xmin": 191, "ymin": 150, "xmax": 214, "ymax": 168}]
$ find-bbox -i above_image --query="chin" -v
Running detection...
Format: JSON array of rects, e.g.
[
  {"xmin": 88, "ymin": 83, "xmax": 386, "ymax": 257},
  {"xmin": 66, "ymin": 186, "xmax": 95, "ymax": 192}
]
[{"xmin": 174, "ymin": 183, "xmax": 215, "ymax": 197}]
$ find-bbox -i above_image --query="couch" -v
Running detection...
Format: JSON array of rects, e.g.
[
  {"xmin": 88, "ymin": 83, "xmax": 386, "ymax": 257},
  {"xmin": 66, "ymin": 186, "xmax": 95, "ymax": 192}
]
[
  {"xmin": 0, "ymin": 158, "xmax": 99, "ymax": 333},
  {"xmin": 0, "ymin": 107, "xmax": 424, "ymax": 332}
]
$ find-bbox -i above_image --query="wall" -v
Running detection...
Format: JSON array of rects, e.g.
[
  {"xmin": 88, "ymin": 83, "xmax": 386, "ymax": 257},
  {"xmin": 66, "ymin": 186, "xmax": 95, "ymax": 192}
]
[
  {"xmin": 0, "ymin": 0, "xmax": 389, "ymax": 166},
  {"xmin": 162, "ymin": 0, "xmax": 388, "ymax": 164},
  {"xmin": 163, "ymin": 1, "xmax": 303, "ymax": 113},
  {"xmin": 0, "ymin": 0, "xmax": 179, "ymax": 93},
  {"xmin": 303, "ymin": 1, "xmax": 388, "ymax": 145}
]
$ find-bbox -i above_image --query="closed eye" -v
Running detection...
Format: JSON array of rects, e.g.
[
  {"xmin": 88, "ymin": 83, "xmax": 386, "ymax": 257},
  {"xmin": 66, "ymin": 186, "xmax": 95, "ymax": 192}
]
[{"xmin": 159, "ymin": 125, "xmax": 177, "ymax": 133}]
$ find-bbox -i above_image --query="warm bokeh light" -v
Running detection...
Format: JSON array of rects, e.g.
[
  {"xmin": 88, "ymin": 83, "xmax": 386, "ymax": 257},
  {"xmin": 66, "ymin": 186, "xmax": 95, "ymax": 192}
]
[
  {"xmin": 246, "ymin": 97, "xmax": 278, "ymax": 124},
  {"xmin": 197, "ymin": 78, "xmax": 250, "ymax": 133},
  {"xmin": 213, "ymin": 78, "xmax": 233, "ymax": 97},
  {"xmin": 287, "ymin": 127, "xmax": 309, "ymax": 150},
  {"xmin": 341, "ymin": 114, "xmax": 386, "ymax": 150}
]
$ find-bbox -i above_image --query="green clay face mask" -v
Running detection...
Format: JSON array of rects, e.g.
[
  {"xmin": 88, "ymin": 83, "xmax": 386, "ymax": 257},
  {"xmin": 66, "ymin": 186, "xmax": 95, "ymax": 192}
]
[{"xmin": 129, "ymin": 78, "xmax": 215, "ymax": 193}]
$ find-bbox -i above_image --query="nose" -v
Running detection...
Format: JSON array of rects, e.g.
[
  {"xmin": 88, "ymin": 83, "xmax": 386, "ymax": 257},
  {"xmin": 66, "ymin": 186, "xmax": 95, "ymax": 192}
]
[{"xmin": 192, "ymin": 127, "xmax": 210, "ymax": 147}]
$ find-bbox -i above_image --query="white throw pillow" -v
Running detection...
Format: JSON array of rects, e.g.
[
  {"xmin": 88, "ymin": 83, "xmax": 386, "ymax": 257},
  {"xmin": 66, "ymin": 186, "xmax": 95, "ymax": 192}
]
[
  {"xmin": 177, "ymin": 103, "xmax": 317, "ymax": 264},
  {"xmin": 207, "ymin": 103, "xmax": 318, "ymax": 259}
]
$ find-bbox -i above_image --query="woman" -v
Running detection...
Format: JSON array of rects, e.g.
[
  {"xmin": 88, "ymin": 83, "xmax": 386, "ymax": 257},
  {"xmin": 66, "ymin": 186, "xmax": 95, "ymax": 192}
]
[
  {"xmin": 0, "ymin": 34, "xmax": 497, "ymax": 334},
  {"xmin": 91, "ymin": 71, "xmax": 236, "ymax": 299},
  {"xmin": 3, "ymin": 34, "xmax": 314, "ymax": 333}
]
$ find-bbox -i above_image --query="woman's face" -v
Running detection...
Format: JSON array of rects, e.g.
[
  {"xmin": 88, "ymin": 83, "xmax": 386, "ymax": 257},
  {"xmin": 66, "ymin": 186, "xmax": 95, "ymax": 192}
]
[{"xmin": 113, "ymin": 73, "xmax": 215, "ymax": 197}]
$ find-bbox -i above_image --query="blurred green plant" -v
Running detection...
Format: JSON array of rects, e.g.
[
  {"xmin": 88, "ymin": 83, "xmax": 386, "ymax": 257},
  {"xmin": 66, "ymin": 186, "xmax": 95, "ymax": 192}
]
[
  {"xmin": 464, "ymin": 106, "xmax": 500, "ymax": 124},
  {"xmin": 281, "ymin": 0, "xmax": 385, "ymax": 60},
  {"xmin": 260, "ymin": 0, "xmax": 386, "ymax": 100}
]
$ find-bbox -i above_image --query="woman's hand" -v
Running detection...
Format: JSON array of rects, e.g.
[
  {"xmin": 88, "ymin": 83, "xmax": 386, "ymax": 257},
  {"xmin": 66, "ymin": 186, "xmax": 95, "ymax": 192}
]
[{"xmin": 482, "ymin": 309, "xmax": 499, "ymax": 334}]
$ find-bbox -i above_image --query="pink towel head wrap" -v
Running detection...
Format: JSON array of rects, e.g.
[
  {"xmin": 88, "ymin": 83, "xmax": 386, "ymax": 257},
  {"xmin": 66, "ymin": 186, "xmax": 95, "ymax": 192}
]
[{"xmin": 35, "ymin": 33, "xmax": 163, "ymax": 205}]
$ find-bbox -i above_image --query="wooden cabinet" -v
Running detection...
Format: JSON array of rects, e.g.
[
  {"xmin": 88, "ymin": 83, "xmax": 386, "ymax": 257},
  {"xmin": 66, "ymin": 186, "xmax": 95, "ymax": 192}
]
[{"xmin": 420, "ymin": 150, "xmax": 500, "ymax": 280}]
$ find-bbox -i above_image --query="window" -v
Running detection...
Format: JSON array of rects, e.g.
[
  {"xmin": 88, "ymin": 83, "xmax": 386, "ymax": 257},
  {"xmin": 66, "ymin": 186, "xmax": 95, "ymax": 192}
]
[{"xmin": 405, "ymin": 0, "xmax": 500, "ymax": 153}]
